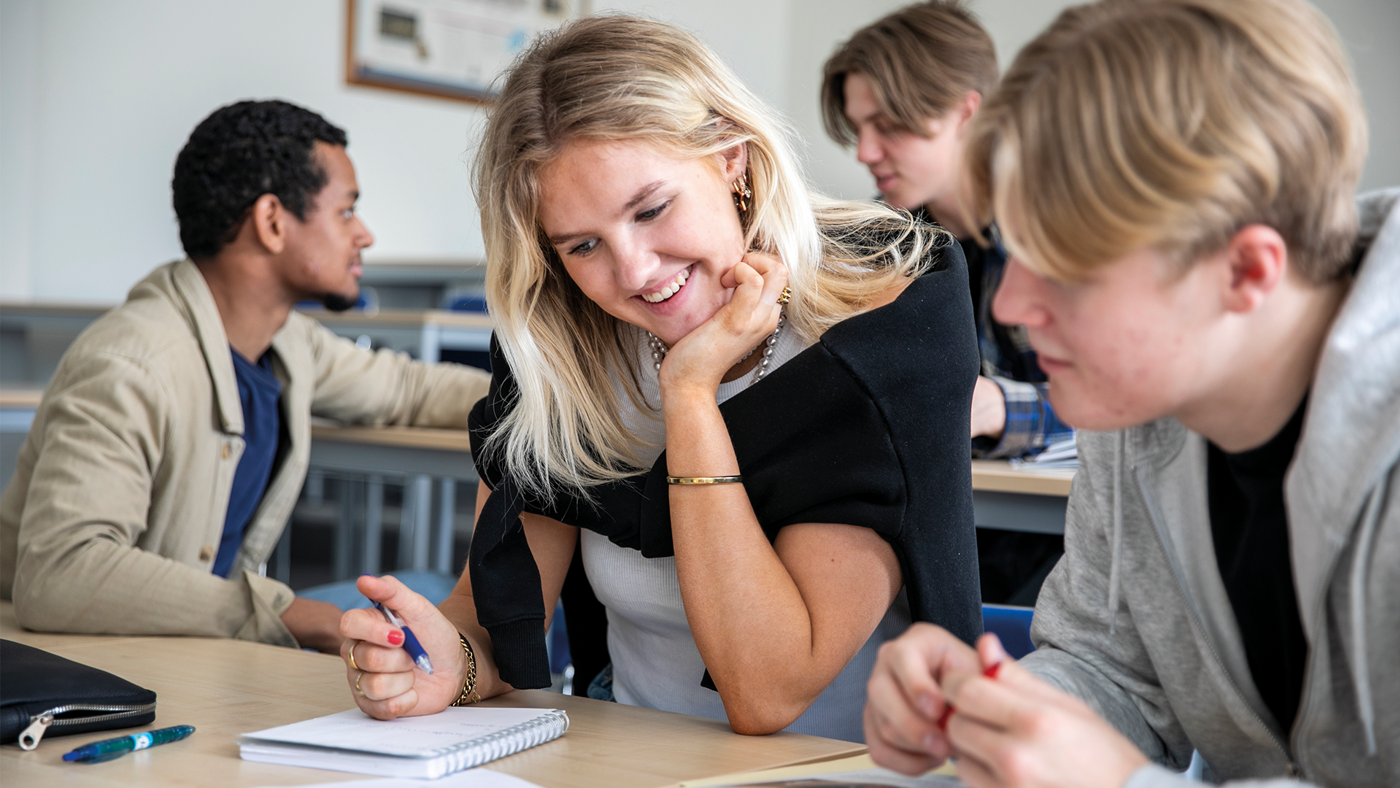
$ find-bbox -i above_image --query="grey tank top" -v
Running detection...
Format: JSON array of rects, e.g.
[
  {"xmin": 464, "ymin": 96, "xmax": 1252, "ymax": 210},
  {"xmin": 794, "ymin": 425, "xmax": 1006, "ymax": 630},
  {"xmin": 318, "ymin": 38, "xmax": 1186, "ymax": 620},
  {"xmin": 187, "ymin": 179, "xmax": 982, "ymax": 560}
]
[{"xmin": 580, "ymin": 326, "xmax": 913, "ymax": 743}]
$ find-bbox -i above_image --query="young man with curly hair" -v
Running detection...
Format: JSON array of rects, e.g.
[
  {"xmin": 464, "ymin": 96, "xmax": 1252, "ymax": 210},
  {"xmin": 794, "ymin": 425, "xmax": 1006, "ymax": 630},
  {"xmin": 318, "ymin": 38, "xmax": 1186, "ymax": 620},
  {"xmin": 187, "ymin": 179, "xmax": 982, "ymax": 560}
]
[{"xmin": 0, "ymin": 100, "xmax": 491, "ymax": 653}]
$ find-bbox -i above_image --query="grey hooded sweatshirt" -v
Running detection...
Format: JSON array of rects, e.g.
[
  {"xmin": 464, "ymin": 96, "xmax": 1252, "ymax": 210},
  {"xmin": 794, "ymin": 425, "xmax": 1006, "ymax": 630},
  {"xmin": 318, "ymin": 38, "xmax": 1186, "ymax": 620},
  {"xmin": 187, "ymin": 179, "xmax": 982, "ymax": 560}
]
[{"xmin": 1022, "ymin": 189, "xmax": 1400, "ymax": 788}]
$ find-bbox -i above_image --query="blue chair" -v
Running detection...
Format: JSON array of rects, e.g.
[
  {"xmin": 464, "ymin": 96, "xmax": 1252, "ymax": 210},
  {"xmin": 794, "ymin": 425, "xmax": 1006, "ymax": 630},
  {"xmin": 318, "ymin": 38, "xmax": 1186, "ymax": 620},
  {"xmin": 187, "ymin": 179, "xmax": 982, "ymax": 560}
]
[
  {"xmin": 446, "ymin": 294, "xmax": 488, "ymax": 313},
  {"xmin": 982, "ymin": 604, "xmax": 1036, "ymax": 659},
  {"xmin": 547, "ymin": 601, "xmax": 571, "ymax": 675}
]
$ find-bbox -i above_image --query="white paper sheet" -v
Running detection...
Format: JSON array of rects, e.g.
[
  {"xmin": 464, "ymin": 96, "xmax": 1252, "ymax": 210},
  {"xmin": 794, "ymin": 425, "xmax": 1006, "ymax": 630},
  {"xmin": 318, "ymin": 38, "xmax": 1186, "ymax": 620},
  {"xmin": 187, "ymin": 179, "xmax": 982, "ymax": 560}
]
[{"xmin": 252, "ymin": 768, "xmax": 544, "ymax": 787}]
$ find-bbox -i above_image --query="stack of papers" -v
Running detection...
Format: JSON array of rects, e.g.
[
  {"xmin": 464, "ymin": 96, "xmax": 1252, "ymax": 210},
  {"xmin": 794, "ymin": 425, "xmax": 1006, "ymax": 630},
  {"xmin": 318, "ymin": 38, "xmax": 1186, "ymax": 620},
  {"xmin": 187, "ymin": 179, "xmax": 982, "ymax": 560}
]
[{"xmin": 1009, "ymin": 436, "xmax": 1078, "ymax": 470}]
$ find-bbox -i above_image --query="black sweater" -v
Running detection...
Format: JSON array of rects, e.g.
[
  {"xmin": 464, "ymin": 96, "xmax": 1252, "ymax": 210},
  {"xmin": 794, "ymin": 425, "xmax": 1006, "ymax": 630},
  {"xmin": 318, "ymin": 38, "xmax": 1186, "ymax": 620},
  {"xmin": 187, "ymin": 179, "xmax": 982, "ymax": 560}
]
[{"xmin": 467, "ymin": 241, "xmax": 983, "ymax": 690}]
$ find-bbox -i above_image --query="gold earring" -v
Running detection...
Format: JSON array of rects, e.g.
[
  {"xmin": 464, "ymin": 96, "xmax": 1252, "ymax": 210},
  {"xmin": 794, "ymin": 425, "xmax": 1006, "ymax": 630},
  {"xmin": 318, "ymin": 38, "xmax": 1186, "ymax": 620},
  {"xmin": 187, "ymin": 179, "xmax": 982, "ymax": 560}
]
[{"xmin": 732, "ymin": 172, "xmax": 752, "ymax": 214}]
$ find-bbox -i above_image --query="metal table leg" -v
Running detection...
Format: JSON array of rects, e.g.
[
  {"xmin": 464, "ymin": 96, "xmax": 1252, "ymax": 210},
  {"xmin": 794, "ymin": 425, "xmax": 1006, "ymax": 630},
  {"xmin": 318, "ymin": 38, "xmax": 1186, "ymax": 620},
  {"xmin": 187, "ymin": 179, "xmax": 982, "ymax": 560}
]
[
  {"xmin": 411, "ymin": 474, "xmax": 433, "ymax": 570},
  {"xmin": 363, "ymin": 475, "xmax": 384, "ymax": 575},
  {"xmin": 272, "ymin": 522, "xmax": 292, "ymax": 584},
  {"xmin": 435, "ymin": 478, "xmax": 457, "ymax": 575},
  {"xmin": 333, "ymin": 478, "xmax": 363, "ymax": 581}
]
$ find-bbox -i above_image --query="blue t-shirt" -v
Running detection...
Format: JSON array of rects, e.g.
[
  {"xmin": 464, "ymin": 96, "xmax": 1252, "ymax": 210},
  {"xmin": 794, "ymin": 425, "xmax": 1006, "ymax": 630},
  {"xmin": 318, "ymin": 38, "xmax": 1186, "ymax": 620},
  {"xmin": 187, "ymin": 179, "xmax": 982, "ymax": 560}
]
[{"xmin": 213, "ymin": 349, "xmax": 283, "ymax": 578}]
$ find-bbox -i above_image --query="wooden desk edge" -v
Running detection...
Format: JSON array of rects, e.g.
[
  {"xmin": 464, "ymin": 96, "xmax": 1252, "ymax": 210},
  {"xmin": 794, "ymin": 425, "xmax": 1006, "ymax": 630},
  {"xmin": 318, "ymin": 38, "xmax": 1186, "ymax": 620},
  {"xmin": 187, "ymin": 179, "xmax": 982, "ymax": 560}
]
[
  {"xmin": 308, "ymin": 427, "xmax": 1075, "ymax": 495},
  {"xmin": 0, "ymin": 389, "xmax": 44, "ymax": 408},
  {"xmin": 970, "ymin": 460, "xmax": 1075, "ymax": 497},
  {"xmin": 310, "ymin": 423, "xmax": 474, "ymax": 452},
  {"xmin": 660, "ymin": 747, "xmax": 871, "ymax": 788},
  {"xmin": 300, "ymin": 308, "xmax": 493, "ymax": 329},
  {"xmin": 1, "ymin": 603, "xmax": 867, "ymax": 788}
]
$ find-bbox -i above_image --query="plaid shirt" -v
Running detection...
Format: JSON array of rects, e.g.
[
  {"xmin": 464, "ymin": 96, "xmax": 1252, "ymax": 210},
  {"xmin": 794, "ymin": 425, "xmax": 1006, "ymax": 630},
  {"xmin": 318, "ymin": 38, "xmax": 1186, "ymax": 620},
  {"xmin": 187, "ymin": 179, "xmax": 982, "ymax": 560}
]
[{"xmin": 960, "ymin": 225, "xmax": 1074, "ymax": 459}]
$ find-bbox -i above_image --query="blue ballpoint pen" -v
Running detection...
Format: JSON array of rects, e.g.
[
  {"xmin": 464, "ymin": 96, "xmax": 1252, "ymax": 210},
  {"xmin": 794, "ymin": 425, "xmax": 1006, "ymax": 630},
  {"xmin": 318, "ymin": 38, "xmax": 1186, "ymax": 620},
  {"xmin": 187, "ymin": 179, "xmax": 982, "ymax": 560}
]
[
  {"xmin": 374, "ymin": 601, "xmax": 435, "ymax": 675},
  {"xmin": 63, "ymin": 725, "xmax": 195, "ymax": 763}
]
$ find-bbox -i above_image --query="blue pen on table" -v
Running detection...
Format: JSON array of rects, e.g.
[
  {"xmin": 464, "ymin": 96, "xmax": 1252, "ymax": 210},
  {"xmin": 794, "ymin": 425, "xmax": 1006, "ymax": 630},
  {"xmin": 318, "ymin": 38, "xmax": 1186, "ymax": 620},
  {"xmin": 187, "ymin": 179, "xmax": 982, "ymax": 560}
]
[
  {"xmin": 63, "ymin": 725, "xmax": 195, "ymax": 763},
  {"xmin": 374, "ymin": 601, "xmax": 434, "ymax": 675}
]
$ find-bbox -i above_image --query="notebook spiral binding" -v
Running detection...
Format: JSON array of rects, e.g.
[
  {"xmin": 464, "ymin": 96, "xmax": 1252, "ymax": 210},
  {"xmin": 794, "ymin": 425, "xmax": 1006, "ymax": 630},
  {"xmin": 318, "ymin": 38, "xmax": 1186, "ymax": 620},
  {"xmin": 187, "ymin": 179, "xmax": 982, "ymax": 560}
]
[{"xmin": 439, "ymin": 709, "xmax": 569, "ymax": 775}]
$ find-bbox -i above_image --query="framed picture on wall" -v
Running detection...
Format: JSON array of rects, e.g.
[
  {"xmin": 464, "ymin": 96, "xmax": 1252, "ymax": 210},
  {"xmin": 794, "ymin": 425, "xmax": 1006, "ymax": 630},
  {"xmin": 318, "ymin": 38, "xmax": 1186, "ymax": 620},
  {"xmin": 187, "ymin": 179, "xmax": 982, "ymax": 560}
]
[{"xmin": 345, "ymin": 0, "xmax": 591, "ymax": 104}]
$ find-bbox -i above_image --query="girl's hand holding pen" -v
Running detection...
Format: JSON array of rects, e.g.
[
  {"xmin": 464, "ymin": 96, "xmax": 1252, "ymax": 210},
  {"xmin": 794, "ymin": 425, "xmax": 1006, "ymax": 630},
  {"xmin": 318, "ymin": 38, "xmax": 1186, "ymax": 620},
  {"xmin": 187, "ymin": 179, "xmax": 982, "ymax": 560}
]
[
  {"xmin": 339, "ymin": 575, "xmax": 466, "ymax": 720},
  {"xmin": 373, "ymin": 601, "xmax": 433, "ymax": 675}
]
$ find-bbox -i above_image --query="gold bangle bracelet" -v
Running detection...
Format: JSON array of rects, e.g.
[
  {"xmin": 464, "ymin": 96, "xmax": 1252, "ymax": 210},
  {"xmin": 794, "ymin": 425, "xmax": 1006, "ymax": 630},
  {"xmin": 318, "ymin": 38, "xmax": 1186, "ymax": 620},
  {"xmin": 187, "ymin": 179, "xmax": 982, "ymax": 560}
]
[
  {"xmin": 666, "ymin": 475, "xmax": 744, "ymax": 485},
  {"xmin": 449, "ymin": 632, "xmax": 481, "ymax": 706}
]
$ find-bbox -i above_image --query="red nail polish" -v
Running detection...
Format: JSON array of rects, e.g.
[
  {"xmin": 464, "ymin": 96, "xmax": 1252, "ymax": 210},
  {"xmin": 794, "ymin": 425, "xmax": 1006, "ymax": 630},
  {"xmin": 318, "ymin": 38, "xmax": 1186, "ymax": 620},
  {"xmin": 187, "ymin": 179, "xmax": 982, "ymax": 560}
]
[
  {"xmin": 387, "ymin": 630, "xmax": 404, "ymax": 646},
  {"xmin": 985, "ymin": 661, "xmax": 1002, "ymax": 679}
]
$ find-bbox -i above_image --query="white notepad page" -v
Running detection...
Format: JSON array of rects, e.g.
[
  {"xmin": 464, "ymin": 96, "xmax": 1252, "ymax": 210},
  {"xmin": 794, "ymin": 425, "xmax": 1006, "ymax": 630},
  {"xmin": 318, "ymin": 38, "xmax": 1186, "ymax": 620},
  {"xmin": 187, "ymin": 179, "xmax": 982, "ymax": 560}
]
[{"xmin": 240, "ymin": 707, "xmax": 568, "ymax": 779}]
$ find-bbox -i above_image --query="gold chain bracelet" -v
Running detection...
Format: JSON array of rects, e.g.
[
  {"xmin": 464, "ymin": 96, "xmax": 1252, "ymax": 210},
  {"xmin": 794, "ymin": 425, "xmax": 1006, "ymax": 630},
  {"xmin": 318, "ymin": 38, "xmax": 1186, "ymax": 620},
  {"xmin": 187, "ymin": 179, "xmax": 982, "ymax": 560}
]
[
  {"xmin": 449, "ymin": 632, "xmax": 481, "ymax": 706},
  {"xmin": 666, "ymin": 475, "xmax": 744, "ymax": 485}
]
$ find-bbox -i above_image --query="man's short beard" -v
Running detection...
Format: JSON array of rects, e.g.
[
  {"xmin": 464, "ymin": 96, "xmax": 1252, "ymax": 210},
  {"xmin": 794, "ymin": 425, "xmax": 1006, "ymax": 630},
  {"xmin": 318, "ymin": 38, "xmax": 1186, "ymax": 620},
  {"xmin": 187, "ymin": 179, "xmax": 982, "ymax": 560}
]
[{"xmin": 320, "ymin": 292, "xmax": 359, "ymax": 312}]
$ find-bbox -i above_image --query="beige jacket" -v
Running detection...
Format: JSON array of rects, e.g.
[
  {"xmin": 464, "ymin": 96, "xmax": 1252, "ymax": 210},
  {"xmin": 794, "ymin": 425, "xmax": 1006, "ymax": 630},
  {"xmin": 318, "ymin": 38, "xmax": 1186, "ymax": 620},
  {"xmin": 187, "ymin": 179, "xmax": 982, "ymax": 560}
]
[{"xmin": 0, "ymin": 260, "xmax": 490, "ymax": 647}]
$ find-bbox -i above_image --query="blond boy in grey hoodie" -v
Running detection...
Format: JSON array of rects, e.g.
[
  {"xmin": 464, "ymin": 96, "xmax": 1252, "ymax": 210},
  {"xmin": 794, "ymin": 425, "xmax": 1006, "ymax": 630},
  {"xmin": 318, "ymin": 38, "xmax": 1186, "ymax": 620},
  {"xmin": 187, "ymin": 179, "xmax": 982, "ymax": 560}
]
[{"xmin": 862, "ymin": 1, "xmax": 1397, "ymax": 786}]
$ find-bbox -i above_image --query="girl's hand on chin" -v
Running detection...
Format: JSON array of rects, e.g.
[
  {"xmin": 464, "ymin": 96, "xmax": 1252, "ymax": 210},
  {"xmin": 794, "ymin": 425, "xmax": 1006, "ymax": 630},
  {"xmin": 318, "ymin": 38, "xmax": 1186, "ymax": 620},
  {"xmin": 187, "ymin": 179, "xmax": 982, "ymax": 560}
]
[{"xmin": 659, "ymin": 252, "xmax": 788, "ymax": 397}]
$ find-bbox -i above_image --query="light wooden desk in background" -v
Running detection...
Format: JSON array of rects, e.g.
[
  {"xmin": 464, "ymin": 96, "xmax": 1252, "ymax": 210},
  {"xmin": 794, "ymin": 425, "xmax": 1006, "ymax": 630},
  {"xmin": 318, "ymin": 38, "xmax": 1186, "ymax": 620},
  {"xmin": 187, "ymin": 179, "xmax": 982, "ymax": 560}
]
[
  {"xmin": 0, "ymin": 603, "xmax": 862, "ymax": 788},
  {"xmin": 306, "ymin": 308, "xmax": 493, "ymax": 364},
  {"xmin": 0, "ymin": 300, "xmax": 492, "ymax": 378},
  {"xmin": 0, "ymin": 389, "xmax": 44, "ymax": 409},
  {"xmin": 309, "ymin": 426, "xmax": 1078, "ymax": 574},
  {"xmin": 969, "ymin": 460, "xmax": 1074, "ymax": 535},
  {"xmin": 1, "ymin": 398, "xmax": 1076, "ymax": 580}
]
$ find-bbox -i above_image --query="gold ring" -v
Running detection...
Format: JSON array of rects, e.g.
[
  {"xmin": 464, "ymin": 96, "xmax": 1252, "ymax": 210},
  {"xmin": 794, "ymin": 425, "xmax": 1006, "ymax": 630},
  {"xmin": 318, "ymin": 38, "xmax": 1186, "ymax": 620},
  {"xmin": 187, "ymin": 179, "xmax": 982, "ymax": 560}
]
[
  {"xmin": 347, "ymin": 640, "xmax": 361, "ymax": 671},
  {"xmin": 777, "ymin": 286, "xmax": 792, "ymax": 306},
  {"xmin": 355, "ymin": 670, "xmax": 366, "ymax": 696}
]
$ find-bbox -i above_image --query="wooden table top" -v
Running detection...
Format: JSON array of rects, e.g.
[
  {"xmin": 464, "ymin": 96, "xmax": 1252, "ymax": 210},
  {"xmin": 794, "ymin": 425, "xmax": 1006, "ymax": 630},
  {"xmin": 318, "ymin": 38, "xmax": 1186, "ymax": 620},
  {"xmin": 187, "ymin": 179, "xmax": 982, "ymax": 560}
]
[
  {"xmin": 969, "ymin": 460, "xmax": 1074, "ymax": 497},
  {"xmin": 310, "ymin": 422, "xmax": 477, "ymax": 452},
  {"xmin": 0, "ymin": 603, "xmax": 862, "ymax": 787},
  {"xmin": 0, "ymin": 389, "xmax": 43, "ymax": 408},
  {"xmin": 300, "ymin": 308, "xmax": 493, "ymax": 330},
  {"xmin": 310, "ymin": 423, "xmax": 1076, "ymax": 497},
  {"xmin": 7, "ymin": 399, "xmax": 1075, "ymax": 497}
]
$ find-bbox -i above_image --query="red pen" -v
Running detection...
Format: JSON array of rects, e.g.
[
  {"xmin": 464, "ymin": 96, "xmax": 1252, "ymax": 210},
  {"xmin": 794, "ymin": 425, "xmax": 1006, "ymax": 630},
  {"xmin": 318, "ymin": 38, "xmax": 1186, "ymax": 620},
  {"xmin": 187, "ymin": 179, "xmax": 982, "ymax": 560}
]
[{"xmin": 936, "ymin": 661, "xmax": 1002, "ymax": 731}]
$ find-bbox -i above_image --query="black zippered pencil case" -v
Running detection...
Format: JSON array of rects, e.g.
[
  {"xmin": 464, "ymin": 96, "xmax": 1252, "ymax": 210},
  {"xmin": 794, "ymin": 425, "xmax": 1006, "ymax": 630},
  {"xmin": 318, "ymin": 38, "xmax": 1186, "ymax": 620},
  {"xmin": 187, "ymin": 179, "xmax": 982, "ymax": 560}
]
[{"xmin": 0, "ymin": 639, "xmax": 157, "ymax": 749}]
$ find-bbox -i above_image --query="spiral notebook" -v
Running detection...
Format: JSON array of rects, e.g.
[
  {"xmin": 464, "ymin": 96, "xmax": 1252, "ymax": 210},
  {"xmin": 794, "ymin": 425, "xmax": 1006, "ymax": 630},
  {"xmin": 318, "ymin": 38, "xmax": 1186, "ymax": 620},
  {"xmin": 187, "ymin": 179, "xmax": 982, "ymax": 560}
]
[{"xmin": 239, "ymin": 707, "xmax": 569, "ymax": 779}]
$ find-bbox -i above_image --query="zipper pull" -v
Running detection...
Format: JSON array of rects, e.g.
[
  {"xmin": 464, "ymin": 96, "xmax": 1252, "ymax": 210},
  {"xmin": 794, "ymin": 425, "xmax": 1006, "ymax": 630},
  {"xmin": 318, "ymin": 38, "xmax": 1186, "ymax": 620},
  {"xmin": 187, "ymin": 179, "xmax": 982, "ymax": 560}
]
[{"xmin": 19, "ymin": 710, "xmax": 54, "ymax": 750}]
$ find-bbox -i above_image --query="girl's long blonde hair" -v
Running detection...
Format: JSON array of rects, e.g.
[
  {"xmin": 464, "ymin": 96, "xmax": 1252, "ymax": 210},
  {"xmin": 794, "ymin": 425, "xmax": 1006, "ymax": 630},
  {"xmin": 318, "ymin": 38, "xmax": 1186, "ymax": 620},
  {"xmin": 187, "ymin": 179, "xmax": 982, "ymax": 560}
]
[{"xmin": 475, "ymin": 15, "xmax": 946, "ymax": 500}]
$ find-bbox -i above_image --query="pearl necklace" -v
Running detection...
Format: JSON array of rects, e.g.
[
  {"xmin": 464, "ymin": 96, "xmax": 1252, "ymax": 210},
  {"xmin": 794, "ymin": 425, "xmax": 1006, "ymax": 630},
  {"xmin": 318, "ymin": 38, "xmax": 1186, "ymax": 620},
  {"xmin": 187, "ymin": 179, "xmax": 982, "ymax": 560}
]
[{"xmin": 648, "ymin": 311, "xmax": 786, "ymax": 383}]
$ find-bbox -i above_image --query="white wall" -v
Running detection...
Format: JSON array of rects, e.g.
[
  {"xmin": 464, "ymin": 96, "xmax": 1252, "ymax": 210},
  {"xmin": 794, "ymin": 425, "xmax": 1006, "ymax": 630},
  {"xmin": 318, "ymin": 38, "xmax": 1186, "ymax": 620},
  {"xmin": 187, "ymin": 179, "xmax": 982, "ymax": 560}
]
[
  {"xmin": 2, "ymin": 0, "xmax": 1396, "ymax": 302},
  {"xmin": 602, "ymin": 0, "xmax": 793, "ymax": 110},
  {"xmin": 2, "ymin": 0, "xmax": 493, "ymax": 301},
  {"xmin": 1312, "ymin": 0, "xmax": 1400, "ymax": 193},
  {"xmin": 0, "ymin": 0, "xmax": 793, "ymax": 303},
  {"xmin": 0, "ymin": 0, "xmax": 39, "ymax": 300}
]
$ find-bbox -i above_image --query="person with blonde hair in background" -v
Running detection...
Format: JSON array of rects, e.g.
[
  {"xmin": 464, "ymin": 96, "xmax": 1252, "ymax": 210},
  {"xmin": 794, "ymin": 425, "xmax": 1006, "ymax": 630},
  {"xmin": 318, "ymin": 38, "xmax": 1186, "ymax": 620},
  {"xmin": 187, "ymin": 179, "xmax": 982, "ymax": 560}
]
[
  {"xmin": 863, "ymin": 0, "xmax": 1398, "ymax": 785},
  {"xmin": 337, "ymin": 15, "xmax": 984, "ymax": 741}
]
